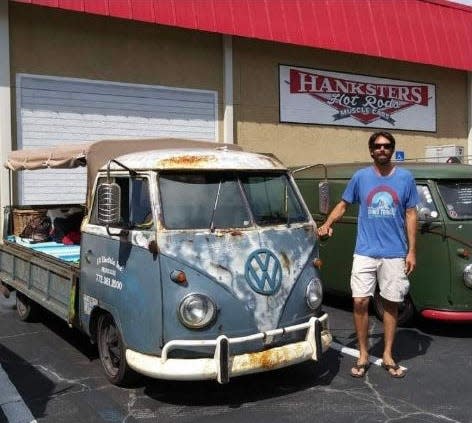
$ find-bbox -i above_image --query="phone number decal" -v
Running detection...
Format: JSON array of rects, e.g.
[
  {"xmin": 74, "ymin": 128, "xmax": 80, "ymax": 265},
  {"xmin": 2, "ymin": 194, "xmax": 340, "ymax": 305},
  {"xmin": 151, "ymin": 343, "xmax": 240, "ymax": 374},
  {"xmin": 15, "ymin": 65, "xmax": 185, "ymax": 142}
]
[
  {"xmin": 95, "ymin": 273, "xmax": 123, "ymax": 290},
  {"xmin": 96, "ymin": 256, "xmax": 124, "ymax": 290}
]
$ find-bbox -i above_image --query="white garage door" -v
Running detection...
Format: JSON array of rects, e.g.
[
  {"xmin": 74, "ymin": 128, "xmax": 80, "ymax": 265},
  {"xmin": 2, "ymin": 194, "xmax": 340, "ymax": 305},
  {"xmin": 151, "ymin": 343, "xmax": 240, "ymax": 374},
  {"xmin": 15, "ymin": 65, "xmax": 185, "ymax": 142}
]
[{"xmin": 16, "ymin": 74, "xmax": 218, "ymax": 205}]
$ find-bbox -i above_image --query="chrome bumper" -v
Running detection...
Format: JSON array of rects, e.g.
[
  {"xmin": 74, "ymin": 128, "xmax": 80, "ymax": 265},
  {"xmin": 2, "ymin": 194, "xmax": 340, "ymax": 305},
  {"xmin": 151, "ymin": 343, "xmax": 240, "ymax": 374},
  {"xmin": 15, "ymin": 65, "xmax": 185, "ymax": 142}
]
[{"xmin": 126, "ymin": 314, "xmax": 332, "ymax": 384}]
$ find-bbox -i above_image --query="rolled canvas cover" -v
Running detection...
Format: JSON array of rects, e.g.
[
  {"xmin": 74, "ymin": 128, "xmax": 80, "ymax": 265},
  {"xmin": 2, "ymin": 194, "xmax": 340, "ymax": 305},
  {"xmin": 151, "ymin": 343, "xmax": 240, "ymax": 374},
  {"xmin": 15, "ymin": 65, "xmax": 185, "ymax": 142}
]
[{"xmin": 5, "ymin": 144, "xmax": 89, "ymax": 171}]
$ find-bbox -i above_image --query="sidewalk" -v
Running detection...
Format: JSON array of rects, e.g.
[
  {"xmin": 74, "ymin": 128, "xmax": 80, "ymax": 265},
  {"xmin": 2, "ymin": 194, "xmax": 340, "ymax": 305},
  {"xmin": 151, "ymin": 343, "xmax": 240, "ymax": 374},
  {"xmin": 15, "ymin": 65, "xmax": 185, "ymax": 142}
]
[{"xmin": 0, "ymin": 363, "xmax": 36, "ymax": 423}]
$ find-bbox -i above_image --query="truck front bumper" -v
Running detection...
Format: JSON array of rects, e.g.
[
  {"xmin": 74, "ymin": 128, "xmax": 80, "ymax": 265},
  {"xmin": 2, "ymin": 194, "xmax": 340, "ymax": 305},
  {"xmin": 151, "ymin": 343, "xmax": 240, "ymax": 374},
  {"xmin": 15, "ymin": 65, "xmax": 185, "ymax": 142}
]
[{"xmin": 126, "ymin": 314, "xmax": 331, "ymax": 383}]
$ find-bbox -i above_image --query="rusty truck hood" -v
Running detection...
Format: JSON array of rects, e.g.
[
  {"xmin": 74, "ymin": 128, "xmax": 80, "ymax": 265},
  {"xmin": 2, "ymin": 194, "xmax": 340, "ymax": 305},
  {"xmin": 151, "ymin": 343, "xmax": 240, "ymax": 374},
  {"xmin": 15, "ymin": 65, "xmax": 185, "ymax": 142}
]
[{"xmin": 157, "ymin": 224, "xmax": 316, "ymax": 333}]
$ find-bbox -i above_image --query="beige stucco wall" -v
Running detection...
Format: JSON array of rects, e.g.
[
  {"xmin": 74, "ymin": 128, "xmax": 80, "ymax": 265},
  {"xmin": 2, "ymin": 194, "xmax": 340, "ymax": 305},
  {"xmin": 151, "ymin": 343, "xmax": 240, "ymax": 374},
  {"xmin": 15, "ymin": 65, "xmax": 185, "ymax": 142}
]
[
  {"xmin": 9, "ymin": 3, "xmax": 469, "ymax": 167},
  {"xmin": 9, "ymin": 3, "xmax": 225, "ymax": 145},
  {"xmin": 233, "ymin": 38, "xmax": 469, "ymax": 166}
]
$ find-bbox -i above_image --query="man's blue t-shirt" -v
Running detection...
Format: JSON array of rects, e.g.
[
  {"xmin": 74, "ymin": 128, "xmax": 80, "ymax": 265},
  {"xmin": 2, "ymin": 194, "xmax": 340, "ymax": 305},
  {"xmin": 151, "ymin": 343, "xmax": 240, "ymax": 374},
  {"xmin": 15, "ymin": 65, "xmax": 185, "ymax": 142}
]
[{"xmin": 342, "ymin": 166, "xmax": 418, "ymax": 258}]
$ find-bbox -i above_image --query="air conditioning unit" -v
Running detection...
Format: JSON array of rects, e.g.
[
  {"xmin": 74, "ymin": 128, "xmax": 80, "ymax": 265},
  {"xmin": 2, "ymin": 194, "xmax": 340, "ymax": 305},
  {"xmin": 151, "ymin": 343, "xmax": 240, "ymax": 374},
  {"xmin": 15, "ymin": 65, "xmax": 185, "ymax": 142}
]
[{"xmin": 425, "ymin": 145, "xmax": 464, "ymax": 163}]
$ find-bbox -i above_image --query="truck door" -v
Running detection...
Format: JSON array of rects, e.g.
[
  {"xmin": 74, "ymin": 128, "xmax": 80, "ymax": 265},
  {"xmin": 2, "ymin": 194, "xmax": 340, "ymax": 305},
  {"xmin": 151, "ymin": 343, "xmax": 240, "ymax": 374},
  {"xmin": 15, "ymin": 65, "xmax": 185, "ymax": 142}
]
[{"xmin": 80, "ymin": 174, "xmax": 163, "ymax": 354}]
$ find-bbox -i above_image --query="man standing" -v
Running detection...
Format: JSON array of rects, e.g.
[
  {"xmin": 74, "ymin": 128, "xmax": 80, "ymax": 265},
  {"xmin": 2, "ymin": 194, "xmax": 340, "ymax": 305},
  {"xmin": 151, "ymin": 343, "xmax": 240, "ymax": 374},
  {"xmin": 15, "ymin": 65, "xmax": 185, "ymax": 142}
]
[{"xmin": 318, "ymin": 131, "xmax": 418, "ymax": 378}]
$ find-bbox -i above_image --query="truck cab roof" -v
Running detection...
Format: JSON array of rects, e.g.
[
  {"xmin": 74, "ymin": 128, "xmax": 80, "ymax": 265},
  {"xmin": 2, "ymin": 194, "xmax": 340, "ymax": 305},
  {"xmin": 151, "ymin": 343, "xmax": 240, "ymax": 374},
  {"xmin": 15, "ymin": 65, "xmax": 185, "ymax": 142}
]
[{"xmin": 106, "ymin": 148, "xmax": 285, "ymax": 171}]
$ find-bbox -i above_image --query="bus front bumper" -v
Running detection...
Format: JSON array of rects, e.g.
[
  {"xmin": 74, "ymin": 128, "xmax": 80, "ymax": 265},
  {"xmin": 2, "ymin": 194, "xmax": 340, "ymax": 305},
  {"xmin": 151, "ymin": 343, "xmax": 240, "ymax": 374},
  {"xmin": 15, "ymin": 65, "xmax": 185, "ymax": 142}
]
[
  {"xmin": 421, "ymin": 309, "xmax": 472, "ymax": 322},
  {"xmin": 126, "ymin": 314, "xmax": 332, "ymax": 384}
]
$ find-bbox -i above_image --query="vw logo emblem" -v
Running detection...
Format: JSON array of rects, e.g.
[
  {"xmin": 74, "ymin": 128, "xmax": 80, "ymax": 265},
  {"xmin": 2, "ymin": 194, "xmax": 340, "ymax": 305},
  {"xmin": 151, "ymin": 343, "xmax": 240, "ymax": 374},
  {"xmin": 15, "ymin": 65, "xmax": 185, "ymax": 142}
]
[{"xmin": 245, "ymin": 249, "xmax": 282, "ymax": 295}]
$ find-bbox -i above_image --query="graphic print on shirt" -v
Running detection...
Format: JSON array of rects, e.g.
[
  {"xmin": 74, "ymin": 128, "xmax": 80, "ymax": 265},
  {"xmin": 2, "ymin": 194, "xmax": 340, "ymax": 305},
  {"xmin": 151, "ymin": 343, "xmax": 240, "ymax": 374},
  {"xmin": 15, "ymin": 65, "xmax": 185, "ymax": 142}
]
[{"xmin": 366, "ymin": 185, "xmax": 400, "ymax": 218}]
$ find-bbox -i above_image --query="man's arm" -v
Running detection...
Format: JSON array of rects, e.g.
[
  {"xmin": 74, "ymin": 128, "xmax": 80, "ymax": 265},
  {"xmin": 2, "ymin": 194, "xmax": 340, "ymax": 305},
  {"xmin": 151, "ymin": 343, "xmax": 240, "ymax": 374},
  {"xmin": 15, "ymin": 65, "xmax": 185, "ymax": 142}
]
[
  {"xmin": 317, "ymin": 200, "xmax": 349, "ymax": 238},
  {"xmin": 405, "ymin": 207, "xmax": 417, "ymax": 275}
]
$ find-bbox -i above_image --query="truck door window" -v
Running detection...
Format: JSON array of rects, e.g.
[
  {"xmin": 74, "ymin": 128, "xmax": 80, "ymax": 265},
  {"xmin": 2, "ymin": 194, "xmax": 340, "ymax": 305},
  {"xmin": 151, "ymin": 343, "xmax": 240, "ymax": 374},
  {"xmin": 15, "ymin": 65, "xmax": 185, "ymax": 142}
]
[
  {"xmin": 159, "ymin": 173, "xmax": 251, "ymax": 230},
  {"xmin": 129, "ymin": 178, "xmax": 153, "ymax": 229},
  {"xmin": 240, "ymin": 173, "xmax": 308, "ymax": 225},
  {"xmin": 416, "ymin": 185, "xmax": 439, "ymax": 220},
  {"xmin": 437, "ymin": 181, "xmax": 472, "ymax": 219},
  {"xmin": 91, "ymin": 177, "xmax": 153, "ymax": 229}
]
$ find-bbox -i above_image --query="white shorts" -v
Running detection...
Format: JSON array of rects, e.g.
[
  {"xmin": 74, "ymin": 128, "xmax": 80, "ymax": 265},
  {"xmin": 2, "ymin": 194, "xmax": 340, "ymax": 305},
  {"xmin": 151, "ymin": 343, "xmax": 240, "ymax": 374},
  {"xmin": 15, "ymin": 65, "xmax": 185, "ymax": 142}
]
[{"xmin": 350, "ymin": 254, "xmax": 410, "ymax": 303}]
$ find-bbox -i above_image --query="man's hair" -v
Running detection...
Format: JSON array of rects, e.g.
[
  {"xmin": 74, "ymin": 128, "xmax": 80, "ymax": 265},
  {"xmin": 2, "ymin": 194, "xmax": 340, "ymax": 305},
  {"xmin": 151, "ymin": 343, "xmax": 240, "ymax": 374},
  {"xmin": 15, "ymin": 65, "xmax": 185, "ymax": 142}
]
[{"xmin": 368, "ymin": 131, "xmax": 396, "ymax": 151}]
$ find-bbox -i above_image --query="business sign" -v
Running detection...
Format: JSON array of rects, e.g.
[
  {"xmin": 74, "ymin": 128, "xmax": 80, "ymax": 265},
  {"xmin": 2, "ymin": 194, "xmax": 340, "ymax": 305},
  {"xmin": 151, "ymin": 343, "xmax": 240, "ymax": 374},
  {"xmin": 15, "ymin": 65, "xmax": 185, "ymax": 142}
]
[{"xmin": 279, "ymin": 65, "xmax": 436, "ymax": 132}]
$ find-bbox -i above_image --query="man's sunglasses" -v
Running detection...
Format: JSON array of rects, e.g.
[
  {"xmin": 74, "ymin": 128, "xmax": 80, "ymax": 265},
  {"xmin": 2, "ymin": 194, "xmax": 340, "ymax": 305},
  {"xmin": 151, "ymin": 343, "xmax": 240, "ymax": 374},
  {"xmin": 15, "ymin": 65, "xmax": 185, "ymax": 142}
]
[{"xmin": 373, "ymin": 143, "xmax": 393, "ymax": 150}]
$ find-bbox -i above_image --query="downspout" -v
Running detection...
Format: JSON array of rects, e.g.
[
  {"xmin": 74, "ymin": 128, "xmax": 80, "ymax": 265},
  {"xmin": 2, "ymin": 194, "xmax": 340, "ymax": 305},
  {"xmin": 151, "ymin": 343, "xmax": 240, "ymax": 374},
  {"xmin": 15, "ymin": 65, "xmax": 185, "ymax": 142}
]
[
  {"xmin": 468, "ymin": 72, "xmax": 472, "ymax": 164},
  {"xmin": 0, "ymin": 1, "xmax": 12, "ymax": 240},
  {"xmin": 223, "ymin": 35, "xmax": 234, "ymax": 144}
]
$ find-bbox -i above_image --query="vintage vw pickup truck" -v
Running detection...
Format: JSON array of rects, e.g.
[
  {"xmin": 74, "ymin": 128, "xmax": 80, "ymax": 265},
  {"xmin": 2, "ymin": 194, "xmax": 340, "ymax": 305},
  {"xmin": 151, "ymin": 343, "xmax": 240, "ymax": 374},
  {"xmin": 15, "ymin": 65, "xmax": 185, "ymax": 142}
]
[{"xmin": 0, "ymin": 138, "xmax": 331, "ymax": 385}]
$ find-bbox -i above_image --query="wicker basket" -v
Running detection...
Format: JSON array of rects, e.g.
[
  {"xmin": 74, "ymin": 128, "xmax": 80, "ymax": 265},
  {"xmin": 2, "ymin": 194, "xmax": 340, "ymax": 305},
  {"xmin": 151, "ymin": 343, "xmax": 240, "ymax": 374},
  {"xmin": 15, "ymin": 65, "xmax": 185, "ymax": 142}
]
[{"xmin": 12, "ymin": 209, "xmax": 48, "ymax": 237}]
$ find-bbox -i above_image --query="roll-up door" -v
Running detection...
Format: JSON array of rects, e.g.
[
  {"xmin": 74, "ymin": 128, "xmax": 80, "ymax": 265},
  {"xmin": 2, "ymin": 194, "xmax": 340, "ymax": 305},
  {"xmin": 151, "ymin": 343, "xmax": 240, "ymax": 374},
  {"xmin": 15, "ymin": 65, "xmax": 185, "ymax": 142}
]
[{"xmin": 16, "ymin": 74, "xmax": 218, "ymax": 205}]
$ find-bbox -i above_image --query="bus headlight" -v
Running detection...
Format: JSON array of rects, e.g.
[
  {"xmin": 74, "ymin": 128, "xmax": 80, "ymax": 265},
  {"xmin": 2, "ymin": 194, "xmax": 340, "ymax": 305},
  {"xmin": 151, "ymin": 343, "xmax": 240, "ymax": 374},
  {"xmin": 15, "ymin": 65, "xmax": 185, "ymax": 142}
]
[
  {"xmin": 306, "ymin": 278, "xmax": 323, "ymax": 310},
  {"xmin": 463, "ymin": 264, "xmax": 472, "ymax": 289},
  {"xmin": 178, "ymin": 294, "xmax": 217, "ymax": 329}
]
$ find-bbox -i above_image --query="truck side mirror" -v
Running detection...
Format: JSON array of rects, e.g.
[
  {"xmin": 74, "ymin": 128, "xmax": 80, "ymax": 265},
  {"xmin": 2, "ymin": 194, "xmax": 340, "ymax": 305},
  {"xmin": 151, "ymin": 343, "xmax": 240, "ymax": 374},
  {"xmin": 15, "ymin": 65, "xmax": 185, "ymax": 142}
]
[
  {"xmin": 97, "ymin": 182, "xmax": 121, "ymax": 225},
  {"xmin": 318, "ymin": 181, "xmax": 330, "ymax": 215}
]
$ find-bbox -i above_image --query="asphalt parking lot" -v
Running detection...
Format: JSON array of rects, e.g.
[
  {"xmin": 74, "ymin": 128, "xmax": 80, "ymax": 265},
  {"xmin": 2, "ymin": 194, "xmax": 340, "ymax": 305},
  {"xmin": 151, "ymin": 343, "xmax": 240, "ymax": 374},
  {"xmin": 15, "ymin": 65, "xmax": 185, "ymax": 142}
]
[{"xmin": 1, "ymin": 292, "xmax": 471, "ymax": 423}]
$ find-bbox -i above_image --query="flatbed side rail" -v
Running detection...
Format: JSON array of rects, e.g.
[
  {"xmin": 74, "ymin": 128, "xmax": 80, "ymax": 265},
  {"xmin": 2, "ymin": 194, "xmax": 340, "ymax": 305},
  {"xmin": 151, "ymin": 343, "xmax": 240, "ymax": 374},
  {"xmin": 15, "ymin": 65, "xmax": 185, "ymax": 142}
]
[{"xmin": 0, "ymin": 242, "xmax": 80, "ymax": 326}]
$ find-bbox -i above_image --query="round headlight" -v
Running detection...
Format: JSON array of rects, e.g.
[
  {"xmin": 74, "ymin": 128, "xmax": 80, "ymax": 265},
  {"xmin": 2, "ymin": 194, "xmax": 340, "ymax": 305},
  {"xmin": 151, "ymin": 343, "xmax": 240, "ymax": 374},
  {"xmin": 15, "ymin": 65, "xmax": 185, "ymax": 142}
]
[
  {"xmin": 463, "ymin": 264, "xmax": 472, "ymax": 289},
  {"xmin": 306, "ymin": 278, "xmax": 323, "ymax": 310},
  {"xmin": 178, "ymin": 294, "xmax": 217, "ymax": 329}
]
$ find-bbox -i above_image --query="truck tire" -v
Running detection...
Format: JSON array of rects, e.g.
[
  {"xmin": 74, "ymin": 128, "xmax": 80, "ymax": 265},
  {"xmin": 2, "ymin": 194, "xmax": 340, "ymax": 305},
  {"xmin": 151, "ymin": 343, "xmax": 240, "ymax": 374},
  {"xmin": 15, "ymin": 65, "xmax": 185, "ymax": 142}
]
[
  {"xmin": 373, "ymin": 290, "xmax": 415, "ymax": 327},
  {"xmin": 16, "ymin": 292, "xmax": 38, "ymax": 322},
  {"xmin": 97, "ymin": 313, "xmax": 138, "ymax": 386}
]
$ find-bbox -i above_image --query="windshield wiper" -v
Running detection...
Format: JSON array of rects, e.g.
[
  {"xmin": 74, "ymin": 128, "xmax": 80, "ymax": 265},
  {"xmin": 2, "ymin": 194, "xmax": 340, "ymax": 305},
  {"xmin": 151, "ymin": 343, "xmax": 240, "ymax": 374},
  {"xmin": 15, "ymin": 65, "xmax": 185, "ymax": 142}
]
[
  {"xmin": 284, "ymin": 184, "xmax": 291, "ymax": 227},
  {"xmin": 209, "ymin": 180, "xmax": 222, "ymax": 233}
]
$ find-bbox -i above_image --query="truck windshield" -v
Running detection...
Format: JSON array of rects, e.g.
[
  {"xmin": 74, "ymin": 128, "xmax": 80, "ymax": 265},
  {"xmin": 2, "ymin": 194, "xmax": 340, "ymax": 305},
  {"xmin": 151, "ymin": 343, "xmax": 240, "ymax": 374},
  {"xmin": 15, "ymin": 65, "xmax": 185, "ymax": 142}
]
[
  {"xmin": 240, "ymin": 173, "xmax": 308, "ymax": 226},
  {"xmin": 437, "ymin": 181, "xmax": 472, "ymax": 219},
  {"xmin": 159, "ymin": 173, "xmax": 250, "ymax": 229},
  {"xmin": 159, "ymin": 172, "xmax": 308, "ymax": 229}
]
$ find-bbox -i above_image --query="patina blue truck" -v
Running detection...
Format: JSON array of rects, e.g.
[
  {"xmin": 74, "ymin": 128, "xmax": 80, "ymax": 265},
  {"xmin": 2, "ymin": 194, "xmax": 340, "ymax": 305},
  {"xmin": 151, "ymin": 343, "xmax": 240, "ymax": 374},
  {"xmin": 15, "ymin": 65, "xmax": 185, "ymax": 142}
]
[{"xmin": 0, "ymin": 138, "xmax": 331, "ymax": 385}]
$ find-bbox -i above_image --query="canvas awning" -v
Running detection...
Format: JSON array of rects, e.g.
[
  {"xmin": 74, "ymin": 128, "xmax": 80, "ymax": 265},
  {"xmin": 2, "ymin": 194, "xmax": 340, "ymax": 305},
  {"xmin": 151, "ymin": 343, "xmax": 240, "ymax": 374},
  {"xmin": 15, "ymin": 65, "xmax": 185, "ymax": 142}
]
[{"xmin": 12, "ymin": 0, "xmax": 472, "ymax": 72}]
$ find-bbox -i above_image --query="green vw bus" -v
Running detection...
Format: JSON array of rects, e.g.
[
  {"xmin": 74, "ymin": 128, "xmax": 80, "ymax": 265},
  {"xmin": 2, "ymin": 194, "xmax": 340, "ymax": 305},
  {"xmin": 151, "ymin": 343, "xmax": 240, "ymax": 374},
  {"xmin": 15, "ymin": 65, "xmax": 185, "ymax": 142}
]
[{"xmin": 294, "ymin": 162, "xmax": 472, "ymax": 325}]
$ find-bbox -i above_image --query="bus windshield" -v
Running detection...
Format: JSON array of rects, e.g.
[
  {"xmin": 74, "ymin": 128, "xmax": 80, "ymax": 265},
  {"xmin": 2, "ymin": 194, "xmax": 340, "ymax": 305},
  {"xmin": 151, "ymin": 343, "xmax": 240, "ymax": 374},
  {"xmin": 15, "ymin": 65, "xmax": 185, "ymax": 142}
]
[{"xmin": 437, "ymin": 181, "xmax": 472, "ymax": 219}]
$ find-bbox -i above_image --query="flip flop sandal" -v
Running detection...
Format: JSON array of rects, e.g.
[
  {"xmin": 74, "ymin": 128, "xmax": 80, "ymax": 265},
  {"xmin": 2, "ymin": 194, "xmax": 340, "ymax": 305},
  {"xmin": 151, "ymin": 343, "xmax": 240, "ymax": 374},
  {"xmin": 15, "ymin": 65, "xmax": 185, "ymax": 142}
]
[
  {"xmin": 350, "ymin": 362, "xmax": 370, "ymax": 378},
  {"xmin": 382, "ymin": 362, "xmax": 406, "ymax": 378}
]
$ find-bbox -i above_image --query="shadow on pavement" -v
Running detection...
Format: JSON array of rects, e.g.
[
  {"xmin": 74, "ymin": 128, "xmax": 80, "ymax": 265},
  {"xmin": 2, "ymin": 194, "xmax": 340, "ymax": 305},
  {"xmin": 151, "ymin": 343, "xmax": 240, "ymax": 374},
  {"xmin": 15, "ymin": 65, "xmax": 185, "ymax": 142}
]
[
  {"xmin": 368, "ymin": 329, "xmax": 433, "ymax": 362},
  {"xmin": 0, "ymin": 343, "xmax": 57, "ymax": 420},
  {"xmin": 33, "ymin": 306, "xmax": 98, "ymax": 362},
  {"xmin": 324, "ymin": 291, "xmax": 434, "ymax": 363},
  {"xmin": 415, "ymin": 318, "xmax": 472, "ymax": 338},
  {"xmin": 141, "ymin": 348, "xmax": 342, "ymax": 407}
]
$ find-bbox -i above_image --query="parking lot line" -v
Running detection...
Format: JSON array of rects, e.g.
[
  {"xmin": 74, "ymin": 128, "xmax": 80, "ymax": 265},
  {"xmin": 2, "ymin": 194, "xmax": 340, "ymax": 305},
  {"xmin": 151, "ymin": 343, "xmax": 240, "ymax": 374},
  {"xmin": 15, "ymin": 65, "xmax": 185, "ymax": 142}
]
[
  {"xmin": 330, "ymin": 341, "xmax": 407, "ymax": 370},
  {"xmin": 0, "ymin": 364, "xmax": 37, "ymax": 423}
]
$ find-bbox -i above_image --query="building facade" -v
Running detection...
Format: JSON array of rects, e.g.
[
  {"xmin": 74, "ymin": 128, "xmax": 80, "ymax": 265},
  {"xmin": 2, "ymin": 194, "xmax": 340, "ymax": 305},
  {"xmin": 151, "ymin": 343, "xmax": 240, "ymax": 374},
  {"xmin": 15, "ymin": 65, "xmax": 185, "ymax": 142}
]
[{"xmin": 1, "ymin": 0, "xmax": 471, "ymax": 207}]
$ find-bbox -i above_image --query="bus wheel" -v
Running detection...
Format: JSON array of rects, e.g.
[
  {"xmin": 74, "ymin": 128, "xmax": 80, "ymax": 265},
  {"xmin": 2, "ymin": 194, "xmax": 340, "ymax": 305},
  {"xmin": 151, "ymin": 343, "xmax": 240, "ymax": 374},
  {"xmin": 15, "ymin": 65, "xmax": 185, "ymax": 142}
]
[
  {"xmin": 373, "ymin": 290, "xmax": 415, "ymax": 327},
  {"xmin": 97, "ymin": 313, "xmax": 138, "ymax": 386},
  {"xmin": 16, "ymin": 292, "xmax": 38, "ymax": 322}
]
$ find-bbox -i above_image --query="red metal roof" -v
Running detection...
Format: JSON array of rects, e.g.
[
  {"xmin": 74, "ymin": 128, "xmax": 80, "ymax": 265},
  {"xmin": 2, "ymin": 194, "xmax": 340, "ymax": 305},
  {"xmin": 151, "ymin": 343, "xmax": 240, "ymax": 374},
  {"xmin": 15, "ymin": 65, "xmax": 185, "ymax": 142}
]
[{"xmin": 11, "ymin": 0, "xmax": 472, "ymax": 71}]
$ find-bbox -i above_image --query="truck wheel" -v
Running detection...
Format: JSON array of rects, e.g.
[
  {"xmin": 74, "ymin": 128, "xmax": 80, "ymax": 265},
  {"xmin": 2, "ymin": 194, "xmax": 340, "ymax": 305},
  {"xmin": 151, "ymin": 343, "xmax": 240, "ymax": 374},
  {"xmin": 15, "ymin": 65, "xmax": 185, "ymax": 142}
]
[
  {"xmin": 16, "ymin": 292, "xmax": 38, "ymax": 322},
  {"xmin": 97, "ymin": 313, "xmax": 138, "ymax": 386},
  {"xmin": 373, "ymin": 290, "xmax": 415, "ymax": 327}
]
